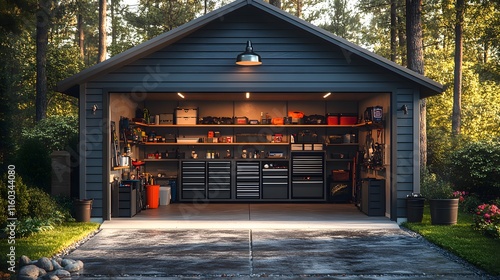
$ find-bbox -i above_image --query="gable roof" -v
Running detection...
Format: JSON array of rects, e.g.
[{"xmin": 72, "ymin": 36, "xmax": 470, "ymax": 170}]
[{"xmin": 57, "ymin": 0, "xmax": 443, "ymax": 97}]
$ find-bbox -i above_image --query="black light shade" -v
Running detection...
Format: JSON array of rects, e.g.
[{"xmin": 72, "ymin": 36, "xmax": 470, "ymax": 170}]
[{"xmin": 236, "ymin": 41, "xmax": 262, "ymax": 66}]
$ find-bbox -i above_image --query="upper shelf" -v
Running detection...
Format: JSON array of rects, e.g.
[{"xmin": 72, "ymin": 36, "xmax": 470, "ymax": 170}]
[{"xmin": 131, "ymin": 122, "xmax": 380, "ymax": 128}]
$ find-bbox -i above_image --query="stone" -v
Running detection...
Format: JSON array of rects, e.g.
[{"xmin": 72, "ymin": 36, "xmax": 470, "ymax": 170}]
[
  {"xmin": 36, "ymin": 257, "xmax": 53, "ymax": 272},
  {"xmin": 53, "ymin": 269, "xmax": 71, "ymax": 278},
  {"xmin": 42, "ymin": 274, "xmax": 60, "ymax": 280},
  {"xmin": 76, "ymin": 260, "xmax": 84, "ymax": 270},
  {"xmin": 51, "ymin": 259, "xmax": 63, "ymax": 270},
  {"xmin": 18, "ymin": 264, "xmax": 39, "ymax": 279},
  {"xmin": 60, "ymin": 259, "xmax": 75, "ymax": 267},
  {"xmin": 64, "ymin": 262, "xmax": 81, "ymax": 272},
  {"xmin": 19, "ymin": 255, "xmax": 32, "ymax": 267},
  {"xmin": 38, "ymin": 267, "xmax": 47, "ymax": 276}
]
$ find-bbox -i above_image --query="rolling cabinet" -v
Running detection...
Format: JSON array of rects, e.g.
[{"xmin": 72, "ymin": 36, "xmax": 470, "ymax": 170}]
[
  {"xmin": 235, "ymin": 161, "xmax": 260, "ymax": 199},
  {"xmin": 207, "ymin": 161, "xmax": 231, "ymax": 199},
  {"xmin": 361, "ymin": 178, "xmax": 386, "ymax": 216},
  {"xmin": 262, "ymin": 160, "xmax": 289, "ymax": 199},
  {"xmin": 291, "ymin": 152, "xmax": 325, "ymax": 199},
  {"xmin": 180, "ymin": 161, "xmax": 206, "ymax": 199}
]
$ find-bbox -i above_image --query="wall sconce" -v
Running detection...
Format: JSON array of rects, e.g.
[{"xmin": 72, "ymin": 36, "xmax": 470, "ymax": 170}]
[
  {"xmin": 246, "ymin": 92, "xmax": 250, "ymax": 99},
  {"xmin": 177, "ymin": 92, "xmax": 185, "ymax": 99},
  {"xmin": 236, "ymin": 41, "xmax": 262, "ymax": 66},
  {"xmin": 91, "ymin": 104, "xmax": 98, "ymax": 115},
  {"xmin": 398, "ymin": 104, "xmax": 408, "ymax": 115},
  {"xmin": 323, "ymin": 92, "xmax": 331, "ymax": 98}
]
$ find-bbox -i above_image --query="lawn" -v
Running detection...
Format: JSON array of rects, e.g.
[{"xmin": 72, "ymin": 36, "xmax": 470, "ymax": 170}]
[
  {"xmin": 404, "ymin": 205, "xmax": 500, "ymax": 276},
  {"xmin": 0, "ymin": 222, "xmax": 100, "ymax": 277}
]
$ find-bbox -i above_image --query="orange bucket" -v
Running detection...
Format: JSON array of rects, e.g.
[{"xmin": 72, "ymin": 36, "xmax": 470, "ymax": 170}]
[{"xmin": 146, "ymin": 185, "xmax": 160, "ymax": 209}]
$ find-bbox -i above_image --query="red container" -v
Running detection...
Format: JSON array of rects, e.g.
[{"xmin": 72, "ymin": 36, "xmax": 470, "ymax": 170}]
[
  {"xmin": 146, "ymin": 185, "xmax": 160, "ymax": 209},
  {"xmin": 339, "ymin": 114, "xmax": 358, "ymax": 125},
  {"xmin": 327, "ymin": 115, "xmax": 339, "ymax": 125}
]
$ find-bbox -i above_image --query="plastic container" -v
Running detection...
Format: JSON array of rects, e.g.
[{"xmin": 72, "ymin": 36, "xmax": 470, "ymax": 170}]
[
  {"xmin": 327, "ymin": 115, "xmax": 339, "ymax": 125},
  {"xmin": 146, "ymin": 185, "xmax": 160, "ymax": 209},
  {"xmin": 160, "ymin": 186, "xmax": 171, "ymax": 205}
]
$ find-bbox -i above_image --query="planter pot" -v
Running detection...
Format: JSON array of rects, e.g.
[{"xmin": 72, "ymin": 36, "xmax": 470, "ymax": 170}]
[
  {"xmin": 406, "ymin": 197, "xmax": 425, "ymax": 223},
  {"xmin": 74, "ymin": 199, "xmax": 93, "ymax": 222},
  {"xmin": 429, "ymin": 198, "xmax": 459, "ymax": 225}
]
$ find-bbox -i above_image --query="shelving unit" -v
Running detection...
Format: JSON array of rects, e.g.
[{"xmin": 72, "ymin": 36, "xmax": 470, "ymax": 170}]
[{"xmin": 117, "ymin": 114, "xmax": 383, "ymax": 203}]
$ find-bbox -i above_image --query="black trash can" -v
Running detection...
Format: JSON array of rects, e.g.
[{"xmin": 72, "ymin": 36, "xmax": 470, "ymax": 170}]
[
  {"xmin": 406, "ymin": 197, "xmax": 425, "ymax": 223},
  {"xmin": 74, "ymin": 199, "xmax": 93, "ymax": 222}
]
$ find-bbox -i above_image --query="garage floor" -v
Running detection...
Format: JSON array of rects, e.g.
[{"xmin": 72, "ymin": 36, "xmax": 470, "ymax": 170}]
[
  {"xmin": 67, "ymin": 204, "xmax": 494, "ymax": 279},
  {"xmin": 103, "ymin": 203, "xmax": 399, "ymax": 229}
]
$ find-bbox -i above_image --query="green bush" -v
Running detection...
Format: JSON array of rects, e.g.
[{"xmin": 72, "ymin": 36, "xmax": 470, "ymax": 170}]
[
  {"xmin": 460, "ymin": 193, "xmax": 484, "ymax": 213},
  {"xmin": 15, "ymin": 138, "xmax": 51, "ymax": 193},
  {"xmin": 0, "ymin": 174, "xmax": 29, "ymax": 225},
  {"xmin": 0, "ymin": 173, "xmax": 73, "ymax": 237},
  {"xmin": 22, "ymin": 115, "xmax": 78, "ymax": 152},
  {"xmin": 420, "ymin": 169, "xmax": 454, "ymax": 200},
  {"xmin": 449, "ymin": 141, "xmax": 500, "ymax": 199}
]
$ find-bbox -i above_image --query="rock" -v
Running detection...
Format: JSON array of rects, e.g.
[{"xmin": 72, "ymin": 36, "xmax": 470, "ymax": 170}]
[
  {"xmin": 19, "ymin": 255, "xmax": 32, "ymax": 267},
  {"xmin": 18, "ymin": 264, "xmax": 39, "ymax": 279},
  {"xmin": 42, "ymin": 273, "xmax": 60, "ymax": 280},
  {"xmin": 76, "ymin": 260, "xmax": 84, "ymax": 270},
  {"xmin": 53, "ymin": 269, "xmax": 71, "ymax": 278},
  {"xmin": 51, "ymin": 259, "xmax": 63, "ymax": 270},
  {"xmin": 36, "ymin": 257, "xmax": 53, "ymax": 272},
  {"xmin": 38, "ymin": 267, "xmax": 47, "ymax": 276},
  {"xmin": 64, "ymin": 262, "xmax": 81, "ymax": 272},
  {"xmin": 60, "ymin": 259, "xmax": 75, "ymax": 267}
]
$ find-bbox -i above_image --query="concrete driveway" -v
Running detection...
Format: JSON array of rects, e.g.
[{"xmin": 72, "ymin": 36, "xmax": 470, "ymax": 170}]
[{"xmin": 66, "ymin": 204, "xmax": 494, "ymax": 279}]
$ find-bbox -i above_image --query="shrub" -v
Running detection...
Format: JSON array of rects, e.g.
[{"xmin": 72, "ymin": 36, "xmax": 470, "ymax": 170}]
[
  {"xmin": 473, "ymin": 203, "xmax": 500, "ymax": 239},
  {"xmin": 459, "ymin": 193, "xmax": 484, "ymax": 213},
  {"xmin": 21, "ymin": 115, "xmax": 78, "ymax": 152},
  {"xmin": 0, "ymin": 174, "xmax": 29, "ymax": 225},
  {"xmin": 0, "ymin": 173, "xmax": 73, "ymax": 237},
  {"xmin": 15, "ymin": 138, "xmax": 51, "ymax": 193},
  {"xmin": 420, "ymin": 169, "xmax": 454, "ymax": 200},
  {"xmin": 449, "ymin": 141, "xmax": 500, "ymax": 199}
]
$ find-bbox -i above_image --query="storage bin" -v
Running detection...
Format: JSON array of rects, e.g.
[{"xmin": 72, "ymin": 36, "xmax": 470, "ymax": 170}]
[
  {"xmin": 327, "ymin": 115, "xmax": 339, "ymax": 125},
  {"xmin": 146, "ymin": 185, "xmax": 160, "ymax": 209},
  {"xmin": 176, "ymin": 117, "xmax": 197, "ymax": 125},
  {"xmin": 159, "ymin": 113, "xmax": 173, "ymax": 124},
  {"xmin": 339, "ymin": 114, "xmax": 358, "ymax": 125},
  {"xmin": 176, "ymin": 107, "xmax": 198, "ymax": 118},
  {"xmin": 332, "ymin": 170, "xmax": 350, "ymax": 181},
  {"xmin": 159, "ymin": 186, "xmax": 171, "ymax": 205}
]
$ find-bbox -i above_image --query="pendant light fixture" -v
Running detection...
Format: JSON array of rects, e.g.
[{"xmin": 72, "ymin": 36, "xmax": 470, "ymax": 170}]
[{"xmin": 236, "ymin": 41, "xmax": 262, "ymax": 66}]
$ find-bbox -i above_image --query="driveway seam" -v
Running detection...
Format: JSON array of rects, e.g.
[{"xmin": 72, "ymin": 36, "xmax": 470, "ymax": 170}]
[{"xmin": 249, "ymin": 229, "xmax": 254, "ymax": 276}]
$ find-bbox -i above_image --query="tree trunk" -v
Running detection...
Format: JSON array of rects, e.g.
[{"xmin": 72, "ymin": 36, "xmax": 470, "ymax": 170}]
[
  {"xmin": 270, "ymin": 0, "xmax": 281, "ymax": 9},
  {"xmin": 390, "ymin": 0, "xmax": 397, "ymax": 62},
  {"xmin": 98, "ymin": 0, "xmax": 107, "ymax": 63},
  {"xmin": 78, "ymin": 13, "xmax": 84, "ymax": 58},
  {"xmin": 36, "ymin": 0, "xmax": 50, "ymax": 122},
  {"xmin": 406, "ymin": 0, "xmax": 426, "ymax": 168},
  {"xmin": 452, "ymin": 0, "xmax": 464, "ymax": 136}
]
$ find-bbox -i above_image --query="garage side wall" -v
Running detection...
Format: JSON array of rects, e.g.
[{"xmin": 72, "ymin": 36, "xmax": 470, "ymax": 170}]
[
  {"xmin": 395, "ymin": 88, "xmax": 418, "ymax": 219},
  {"xmin": 80, "ymin": 86, "xmax": 105, "ymax": 218}
]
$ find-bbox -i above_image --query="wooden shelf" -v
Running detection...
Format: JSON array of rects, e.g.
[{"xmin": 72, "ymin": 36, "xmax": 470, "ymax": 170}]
[
  {"xmin": 132, "ymin": 122, "xmax": 375, "ymax": 128},
  {"xmin": 112, "ymin": 166, "xmax": 130, "ymax": 170},
  {"xmin": 142, "ymin": 142, "xmax": 290, "ymax": 146}
]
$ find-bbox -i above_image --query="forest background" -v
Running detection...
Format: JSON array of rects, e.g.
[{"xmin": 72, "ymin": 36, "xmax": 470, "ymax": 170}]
[{"xmin": 0, "ymin": 0, "xmax": 499, "ymax": 189}]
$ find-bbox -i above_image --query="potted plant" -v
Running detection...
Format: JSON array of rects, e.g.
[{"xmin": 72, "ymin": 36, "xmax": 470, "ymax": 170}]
[
  {"xmin": 420, "ymin": 171, "xmax": 459, "ymax": 225},
  {"xmin": 406, "ymin": 193, "xmax": 425, "ymax": 223}
]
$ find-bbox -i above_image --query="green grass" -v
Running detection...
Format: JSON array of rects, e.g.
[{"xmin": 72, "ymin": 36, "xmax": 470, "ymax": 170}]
[
  {"xmin": 0, "ymin": 222, "xmax": 100, "ymax": 274},
  {"xmin": 403, "ymin": 205, "xmax": 500, "ymax": 276}
]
